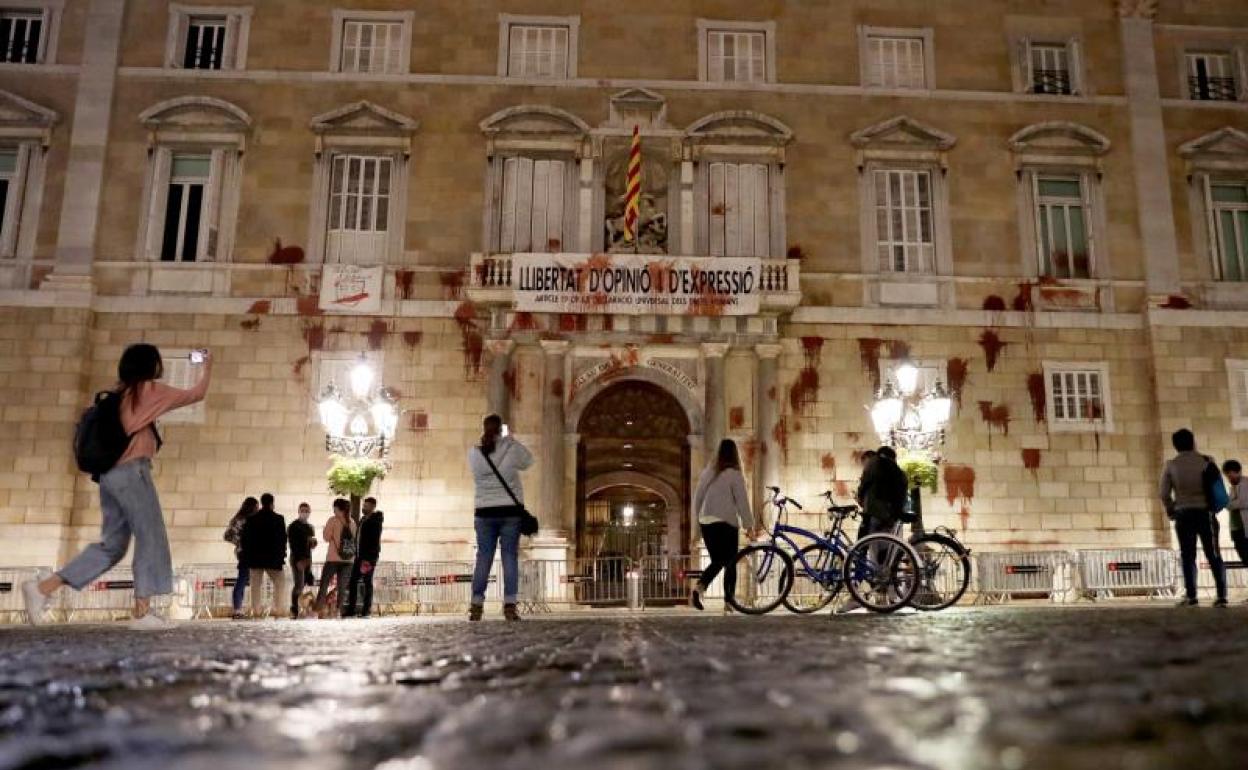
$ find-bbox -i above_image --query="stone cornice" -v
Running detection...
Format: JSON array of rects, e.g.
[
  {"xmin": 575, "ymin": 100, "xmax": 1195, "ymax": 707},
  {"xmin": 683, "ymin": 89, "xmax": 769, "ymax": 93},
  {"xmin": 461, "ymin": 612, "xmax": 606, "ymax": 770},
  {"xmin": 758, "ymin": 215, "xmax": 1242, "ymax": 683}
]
[{"xmin": 1117, "ymin": 0, "xmax": 1158, "ymax": 20}]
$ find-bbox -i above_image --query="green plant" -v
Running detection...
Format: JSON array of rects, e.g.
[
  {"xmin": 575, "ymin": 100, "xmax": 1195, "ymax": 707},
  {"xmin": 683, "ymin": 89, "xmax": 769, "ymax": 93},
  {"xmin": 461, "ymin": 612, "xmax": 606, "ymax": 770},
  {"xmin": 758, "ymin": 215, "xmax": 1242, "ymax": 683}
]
[
  {"xmin": 326, "ymin": 456, "xmax": 387, "ymax": 498},
  {"xmin": 899, "ymin": 455, "xmax": 939, "ymax": 493}
]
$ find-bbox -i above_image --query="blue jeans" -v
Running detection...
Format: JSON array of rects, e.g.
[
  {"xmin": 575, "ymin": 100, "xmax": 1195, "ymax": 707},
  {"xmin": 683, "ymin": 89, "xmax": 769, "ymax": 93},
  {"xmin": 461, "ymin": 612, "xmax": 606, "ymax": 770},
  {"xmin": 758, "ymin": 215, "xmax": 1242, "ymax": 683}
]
[
  {"xmin": 58, "ymin": 459, "xmax": 173, "ymax": 599},
  {"xmin": 231, "ymin": 562, "xmax": 249, "ymax": 611},
  {"xmin": 471, "ymin": 516, "xmax": 522, "ymax": 604}
]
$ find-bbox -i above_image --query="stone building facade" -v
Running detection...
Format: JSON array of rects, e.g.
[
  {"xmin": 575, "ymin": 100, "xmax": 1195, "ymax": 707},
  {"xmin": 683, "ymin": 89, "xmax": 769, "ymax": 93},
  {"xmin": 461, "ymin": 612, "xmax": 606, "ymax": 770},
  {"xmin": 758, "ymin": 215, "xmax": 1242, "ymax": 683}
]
[{"xmin": 1, "ymin": 0, "xmax": 1248, "ymax": 569}]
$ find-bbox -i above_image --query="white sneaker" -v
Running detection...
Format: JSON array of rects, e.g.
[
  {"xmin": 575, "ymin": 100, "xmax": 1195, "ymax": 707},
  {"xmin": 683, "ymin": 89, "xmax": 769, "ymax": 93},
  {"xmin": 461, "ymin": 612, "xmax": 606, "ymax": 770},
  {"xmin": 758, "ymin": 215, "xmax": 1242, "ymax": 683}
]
[
  {"xmin": 20, "ymin": 578, "xmax": 50, "ymax": 626},
  {"xmin": 128, "ymin": 612, "xmax": 176, "ymax": 631}
]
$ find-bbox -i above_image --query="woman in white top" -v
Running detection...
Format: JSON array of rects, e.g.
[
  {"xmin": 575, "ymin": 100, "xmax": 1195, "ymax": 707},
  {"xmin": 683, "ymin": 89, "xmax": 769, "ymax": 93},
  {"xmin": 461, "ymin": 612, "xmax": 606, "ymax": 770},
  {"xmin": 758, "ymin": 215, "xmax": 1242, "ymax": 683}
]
[{"xmin": 689, "ymin": 439, "xmax": 757, "ymax": 611}]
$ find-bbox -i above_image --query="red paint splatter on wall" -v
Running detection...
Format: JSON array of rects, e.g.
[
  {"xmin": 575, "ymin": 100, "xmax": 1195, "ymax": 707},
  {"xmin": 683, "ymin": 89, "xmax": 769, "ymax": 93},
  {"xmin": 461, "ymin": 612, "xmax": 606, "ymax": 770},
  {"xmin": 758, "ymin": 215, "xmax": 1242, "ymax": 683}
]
[
  {"xmin": 977, "ymin": 401, "xmax": 1010, "ymax": 435},
  {"xmin": 978, "ymin": 330, "xmax": 1007, "ymax": 372},
  {"xmin": 1021, "ymin": 448, "xmax": 1042, "ymax": 474},
  {"xmin": 268, "ymin": 239, "xmax": 304, "ymax": 265},
  {"xmin": 440, "ymin": 270, "xmax": 467, "ymax": 300},
  {"xmin": 789, "ymin": 368, "xmax": 820, "ymax": 414},
  {"xmin": 958, "ymin": 505, "xmax": 971, "ymax": 532},
  {"xmin": 1161, "ymin": 294, "xmax": 1192, "ymax": 310},
  {"xmin": 246, "ymin": 300, "xmax": 272, "ymax": 315},
  {"xmin": 508, "ymin": 312, "xmax": 538, "ymax": 332},
  {"xmin": 1012, "ymin": 282, "xmax": 1035, "ymax": 313},
  {"xmin": 729, "ymin": 407, "xmax": 745, "ymax": 430},
  {"xmin": 943, "ymin": 465, "xmax": 976, "ymax": 507},
  {"xmin": 394, "ymin": 270, "xmax": 415, "ymax": 301},
  {"xmin": 834, "ymin": 480, "xmax": 851, "ymax": 499},
  {"xmin": 858, "ymin": 338, "xmax": 885, "ymax": 391},
  {"xmin": 295, "ymin": 295, "xmax": 322, "ymax": 316},
  {"xmin": 888, "ymin": 340, "xmax": 911, "ymax": 361},
  {"xmin": 741, "ymin": 439, "xmax": 759, "ymax": 468},
  {"xmin": 846, "ymin": 432, "xmax": 861, "ymax": 444},
  {"xmin": 408, "ymin": 411, "xmax": 428, "ymax": 432},
  {"xmin": 786, "ymin": 245, "xmax": 805, "ymax": 260},
  {"xmin": 364, "ymin": 320, "xmax": 389, "ymax": 351},
  {"xmin": 302, "ymin": 323, "xmax": 326, "ymax": 351},
  {"xmin": 773, "ymin": 417, "xmax": 790, "ymax": 460},
  {"xmin": 647, "ymin": 333, "xmax": 677, "ymax": 345},
  {"xmin": 292, "ymin": 355, "xmax": 311, "ymax": 379},
  {"xmin": 453, "ymin": 302, "xmax": 484, "ymax": 377},
  {"xmin": 982, "ymin": 295, "xmax": 1006, "ymax": 312},
  {"xmin": 1026, "ymin": 373, "xmax": 1047, "ymax": 423},
  {"xmin": 946, "ymin": 358, "xmax": 969, "ymax": 407},
  {"xmin": 550, "ymin": 377, "xmax": 564, "ymax": 400},
  {"xmin": 402, "ymin": 331, "xmax": 423, "ymax": 349},
  {"xmin": 503, "ymin": 364, "xmax": 519, "ymax": 403},
  {"xmin": 767, "ymin": 386, "xmax": 777, "ymax": 401},
  {"xmin": 821, "ymin": 453, "xmax": 837, "ymax": 473},
  {"xmin": 239, "ymin": 318, "xmax": 261, "ymax": 331},
  {"xmin": 559, "ymin": 314, "xmax": 588, "ymax": 332}
]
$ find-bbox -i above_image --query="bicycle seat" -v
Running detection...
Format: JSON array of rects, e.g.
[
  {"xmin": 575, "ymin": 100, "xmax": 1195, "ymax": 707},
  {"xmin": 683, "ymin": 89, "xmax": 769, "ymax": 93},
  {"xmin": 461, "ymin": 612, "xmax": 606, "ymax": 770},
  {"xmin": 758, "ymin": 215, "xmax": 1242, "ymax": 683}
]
[{"xmin": 829, "ymin": 505, "xmax": 857, "ymax": 515}]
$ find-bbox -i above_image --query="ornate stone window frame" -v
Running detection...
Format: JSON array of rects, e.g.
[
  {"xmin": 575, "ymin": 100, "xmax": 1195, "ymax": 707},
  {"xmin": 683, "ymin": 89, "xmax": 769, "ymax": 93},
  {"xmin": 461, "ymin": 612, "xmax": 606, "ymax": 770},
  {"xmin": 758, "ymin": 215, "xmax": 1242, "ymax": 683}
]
[
  {"xmin": 1174, "ymin": 37, "xmax": 1248, "ymax": 102},
  {"xmin": 1180, "ymin": 127, "xmax": 1248, "ymax": 285},
  {"xmin": 328, "ymin": 8, "xmax": 414, "ymax": 75},
  {"xmin": 695, "ymin": 19, "xmax": 777, "ymax": 84},
  {"xmin": 858, "ymin": 25, "xmax": 935, "ymax": 91},
  {"xmin": 0, "ymin": 89, "xmax": 57, "ymax": 267},
  {"xmin": 1008, "ymin": 121, "xmax": 1112, "ymax": 281},
  {"xmin": 496, "ymin": 13, "xmax": 579, "ymax": 80},
  {"xmin": 305, "ymin": 100, "xmax": 418, "ymax": 265},
  {"xmin": 1007, "ymin": 33, "xmax": 1086, "ymax": 96},
  {"xmin": 851, "ymin": 116, "xmax": 955, "ymax": 307},
  {"xmin": 479, "ymin": 105, "xmax": 589, "ymax": 254},
  {"xmin": 1043, "ymin": 360, "xmax": 1114, "ymax": 434},
  {"xmin": 683, "ymin": 110, "xmax": 791, "ymax": 258},
  {"xmin": 134, "ymin": 96, "xmax": 250, "ymax": 268},
  {"xmin": 165, "ymin": 4, "xmax": 253, "ymax": 70},
  {"xmin": 0, "ymin": 0, "xmax": 62, "ymax": 65}
]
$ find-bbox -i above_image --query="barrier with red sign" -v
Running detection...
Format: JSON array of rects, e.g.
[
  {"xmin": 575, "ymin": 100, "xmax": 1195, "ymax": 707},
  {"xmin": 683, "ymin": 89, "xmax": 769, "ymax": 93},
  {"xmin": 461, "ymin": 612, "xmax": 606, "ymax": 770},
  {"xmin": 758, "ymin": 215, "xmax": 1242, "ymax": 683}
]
[
  {"xmin": 1077, "ymin": 548, "xmax": 1178, "ymax": 600},
  {"xmin": 0, "ymin": 567, "xmax": 48, "ymax": 622},
  {"xmin": 975, "ymin": 551, "xmax": 1073, "ymax": 603}
]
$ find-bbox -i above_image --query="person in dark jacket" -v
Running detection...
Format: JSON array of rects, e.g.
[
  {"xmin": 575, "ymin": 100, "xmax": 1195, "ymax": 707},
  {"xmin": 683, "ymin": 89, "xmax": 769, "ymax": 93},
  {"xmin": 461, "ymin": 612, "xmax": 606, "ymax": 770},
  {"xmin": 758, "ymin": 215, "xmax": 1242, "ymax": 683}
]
[
  {"xmin": 225, "ymin": 497, "xmax": 258, "ymax": 619},
  {"xmin": 287, "ymin": 502, "xmax": 317, "ymax": 619},
  {"xmin": 241, "ymin": 493, "xmax": 287, "ymax": 618},
  {"xmin": 345, "ymin": 496, "xmax": 384, "ymax": 618},
  {"xmin": 840, "ymin": 447, "xmax": 909, "ymax": 614}
]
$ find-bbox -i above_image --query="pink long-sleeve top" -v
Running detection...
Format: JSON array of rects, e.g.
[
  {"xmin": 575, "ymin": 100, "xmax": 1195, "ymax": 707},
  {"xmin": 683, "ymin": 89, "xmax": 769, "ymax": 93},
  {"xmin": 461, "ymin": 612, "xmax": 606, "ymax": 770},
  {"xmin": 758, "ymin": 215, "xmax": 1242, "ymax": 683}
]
[{"xmin": 117, "ymin": 371, "xmax": 211, "ymax": 465}]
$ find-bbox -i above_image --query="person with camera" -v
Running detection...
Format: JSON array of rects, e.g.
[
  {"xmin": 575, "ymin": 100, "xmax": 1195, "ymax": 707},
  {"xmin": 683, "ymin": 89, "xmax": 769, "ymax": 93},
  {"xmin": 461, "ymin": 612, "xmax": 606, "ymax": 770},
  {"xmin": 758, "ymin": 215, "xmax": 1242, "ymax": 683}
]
[{"xmin": 467, "ymin": 415, "xmax": 533, "ymax": 622}]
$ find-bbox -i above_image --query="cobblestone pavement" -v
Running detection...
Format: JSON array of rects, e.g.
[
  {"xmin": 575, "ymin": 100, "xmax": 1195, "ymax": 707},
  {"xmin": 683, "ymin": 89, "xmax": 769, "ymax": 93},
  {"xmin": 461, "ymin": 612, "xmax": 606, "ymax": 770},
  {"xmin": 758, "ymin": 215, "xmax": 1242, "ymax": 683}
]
[{"xmin": 0, "ymin": 606, "xmax": 1245, "ymax": 770}]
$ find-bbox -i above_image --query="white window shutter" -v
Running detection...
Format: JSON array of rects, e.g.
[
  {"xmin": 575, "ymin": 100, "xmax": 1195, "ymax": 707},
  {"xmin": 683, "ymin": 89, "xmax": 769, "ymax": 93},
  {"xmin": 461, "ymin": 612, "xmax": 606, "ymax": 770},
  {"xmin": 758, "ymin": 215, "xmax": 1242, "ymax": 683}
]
[
  {"xmin": 145, "ymin": 149, "xmax": 173, "ymax": 259},
  {"xmin": 1067, "ymin": 37, "xmax": 1083, "ymax": 94},
  {"xmin": 1018, "ymin": 38, "xmax": 1033, "ymax": 92},
  {"xmin": 708, "ymin": 162, "xmax": 726, "ymax": 255},
  {"xmin": 499, "ymin": 157, "xmax": 519, "ymax": 251},
  {"xmin": 224, "ymin": 14, "xmax": 240, "ymax": 69},
  {"xmin": 508, "ymin": 26, "xmax": 524, "ymax": 76},
  {"xmin": 0, "ymin": 144, "xmax": 29, "ymax": 258},
  {"xmin": 199, "ymin": 149, "xmax": 226, "ymax": 261},
  {"xmin": 1202, "ymin": 174, "xmax": 1222, "ymax": 279},
  {"xmin": 865, "ymin": 37, "xmax": 882, "ymax": 86},
  {"xmin": 541, "ymin": 159, "xmax": 565, "ymax": 251},
  {"xmin": 530, "ymin": 159, "xmax": 549, "ymax": 252}
]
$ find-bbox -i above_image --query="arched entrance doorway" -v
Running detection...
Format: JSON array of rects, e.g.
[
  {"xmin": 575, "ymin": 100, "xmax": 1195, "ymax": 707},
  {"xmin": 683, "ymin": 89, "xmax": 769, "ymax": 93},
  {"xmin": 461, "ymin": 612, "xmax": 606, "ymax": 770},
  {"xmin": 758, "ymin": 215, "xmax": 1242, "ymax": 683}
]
[{"xmin": 575, "ymin": 380, "xmax": 692, "ymax": 560}]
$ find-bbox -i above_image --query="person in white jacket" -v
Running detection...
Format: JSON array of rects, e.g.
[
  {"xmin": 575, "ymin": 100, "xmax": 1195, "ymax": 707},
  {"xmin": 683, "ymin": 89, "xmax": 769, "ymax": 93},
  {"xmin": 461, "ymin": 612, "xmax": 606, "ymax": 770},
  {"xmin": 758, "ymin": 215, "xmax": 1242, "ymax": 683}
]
[
  {"xmin": 467, "ymin": 414, "xmax": 533, "ymax": 621},
  {"xmin": 689, "ymin": 439, "xmax": 758, "ymax": 611}
]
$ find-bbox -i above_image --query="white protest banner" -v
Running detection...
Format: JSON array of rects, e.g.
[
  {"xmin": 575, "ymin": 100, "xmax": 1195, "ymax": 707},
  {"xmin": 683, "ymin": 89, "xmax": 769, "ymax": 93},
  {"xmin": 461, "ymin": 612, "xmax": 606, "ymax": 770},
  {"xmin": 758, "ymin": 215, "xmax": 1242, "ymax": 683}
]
[
  {"xmin": 319, "ymin": 264, "xmax": 384, "ymax": 314},
  {"xmin": 513, "ymin": 253, "xmax": 761, "ymax": 316}
]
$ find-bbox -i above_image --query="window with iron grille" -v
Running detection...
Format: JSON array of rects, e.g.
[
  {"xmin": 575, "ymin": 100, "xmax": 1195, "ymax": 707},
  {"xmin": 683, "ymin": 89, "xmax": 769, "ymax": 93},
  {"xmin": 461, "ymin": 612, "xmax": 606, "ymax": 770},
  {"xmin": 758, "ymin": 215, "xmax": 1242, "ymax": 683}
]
[
  {"xmin": 326, "ymin": 154, "xmax": 393, "ymax": 264},
  {"xmin": 506, "ymin": 24, "xmax": 569, "ymax": 78},
  {"xmin": 705, "ymin": 29, "xmax": 766, "ymax": 83},
  {"xmin": 168, "ymin": 6, "xmax": 248, "ymax": 70},
  {"xmin": 183, "ymin": 15, "xmax": 226, "ymax": 69},
  {"xmin": 864, "ymin": 34, "xmax": 927, "ymax": 89},
  {"xmin": 1033, "ymin": 176, "xmax": 1091, "ymax": 279},
  {"xmin": 339, "ymin": 19, "xmax": 404, "ymax": 74},
  {"xmin": 1045, "ymin": 363, "xmax": 1111, "ymax": 431},
  {"xmin": 874, "ymin": 169, "xmax": 934, "ymax": 273},
  {"xmin": 0, "ymin": 9, "xmax": 40, "ymax": 63},
  {"xmin": 1209, "ymin": 181, "xmax": 1248, "ymax": 281},
  {"xmin": 1029, "ymin": 43, "xmax": 1072, "ymax": 95},
  {"xmin": 1187, "ymin": 51, "xmax": 1238, "ymax": 101}
]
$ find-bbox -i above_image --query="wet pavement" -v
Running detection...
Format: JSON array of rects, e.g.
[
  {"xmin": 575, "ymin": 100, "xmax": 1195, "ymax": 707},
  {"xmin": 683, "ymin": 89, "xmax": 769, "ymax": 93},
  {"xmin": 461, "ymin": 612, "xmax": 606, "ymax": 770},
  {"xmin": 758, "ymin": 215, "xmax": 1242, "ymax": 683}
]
[{"xmin": 0, "ymin": 606, "xmax": 1245, "ymax": 770}]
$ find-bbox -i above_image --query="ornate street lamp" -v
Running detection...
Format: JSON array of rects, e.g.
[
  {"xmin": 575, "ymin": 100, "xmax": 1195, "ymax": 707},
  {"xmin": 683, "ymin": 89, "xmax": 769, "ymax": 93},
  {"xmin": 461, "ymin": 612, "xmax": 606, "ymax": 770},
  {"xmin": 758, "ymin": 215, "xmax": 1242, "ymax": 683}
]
[
  {"xmin": 869, "ymin": 362, "xmax": 953, "ymax": 453},
  {"xmin": 317, "ymin": 356, "xmax": 399, "ymax": 460}
]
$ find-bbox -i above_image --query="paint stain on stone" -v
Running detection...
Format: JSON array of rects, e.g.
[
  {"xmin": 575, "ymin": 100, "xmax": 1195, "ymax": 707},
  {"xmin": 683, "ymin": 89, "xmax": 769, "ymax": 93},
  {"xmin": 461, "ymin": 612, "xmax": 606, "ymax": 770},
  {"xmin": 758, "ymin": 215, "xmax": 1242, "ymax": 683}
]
[
  {"xmin": 302, "ymin": 323, "xmax": 326, "ymax": 351},
  {"xmin": 503, "ymin": 364, "xmax": 519, "ymax": 402},
  {"xmin": 295, "ymin": 295, "xmax": 322, "ymax": 316},
  {"xmin": 773, "ymin": 417, "xmax": 790, "ymax": 460},
  {"xmin": 833, "ymin": 480, "xmax": 851, "ymax": 499},
  {"xmin": 292, "ymin": 355, "xmax": 311, "ymax": 379},
  {"xmin": 647, "ymin": 333, "xmax": 677, "ymax": 345},
  {"xmin": 550, "ymin": 377, "xmax": 564, "ymax": 400},
  {"xmin": 453, "ymin": 302, "xmax": 484, "ymax": 377},
  {"xmin": 1026, "ymin": 372, "xmax": 1047, "ymax": 423},
  {"xmin": 786, "ymin": 244, "xmax": 805, "ymax": 261},
  {"xmin": 510, "ymin": 312, "xmax": 540, "ymax": 332},
  {"xmin": 1021, "ymin": 448, "xmax": 1042, "ymax": 474},
  {"xmin": 821, "ymin": 453, "xmax": 837, "ymax": 473},
  {"xmin": 845, "ymin": 432, "xmax": 861, "ymax": 444},
  {"xmin": 395, "ymin": 270, "xmax": 415, "ymax": 301},
  {"xmin": 729, "ymin": 407, "xmax": 745, "ymax": 430},
  {"xmin": 977, "ymin": 401, "xmax": 1010, "ymax": 435},
  {"xmin": 440, "ymin": 270, "xmax": 467, "ymax": 300},
  {"xmin": 858, "ymin": 338, "xmax": 885, "ymax": 391},
  {"xmin": 943, "ymin": 465, "xmax": 976, "ymax": 507},
  {"xmin": 246, "ymin": 300, "xmax": 272, "ymax": 315},
  {"xmin": 240, "ymin": 318, "xmax": 261, "ymax": 331},
  {"xmin": 408, "ymin": 411, "xmax": 428, "ymax": 432},
  {"xmin": 742, "ymin": 439, "xmax": 759, "ymax": 468},
  {"xmin": 559, "ymin": 314, "xmax": 588, "ymax": 332},
  {"xmin": 1012, "ymin": 282, "xmax": 1035, "ymax": 313},
  {"xmin": 982, "ymin": 295, "xmax": 1006, "ymax": 312},
  {"xmin": 978, "ymin": 330, "xmax": 1007, "ymax": 372},
  {"xmin": 268, "ymin": 239, "xmax": 304, "ymax": 265},
  {"xmin": 402, "ymin": 331, "xmax": 423, "ymax": 349},
  {"xmin": 947, "ymin": 358, "xmax": 969, "ymax": 407},
  {"xmin": 1161, "ymin": 294, "xmax": 1192, "ymax": 309},
  {"xmin": 364, "ymin": 320, "xmax": 389, "ymax": 351}
]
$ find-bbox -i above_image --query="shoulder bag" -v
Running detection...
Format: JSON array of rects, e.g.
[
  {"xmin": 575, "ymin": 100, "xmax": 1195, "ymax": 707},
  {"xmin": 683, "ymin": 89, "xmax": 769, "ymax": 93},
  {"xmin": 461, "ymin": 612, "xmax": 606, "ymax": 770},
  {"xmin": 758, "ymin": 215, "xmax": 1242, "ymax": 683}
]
[{"xmin": 479, "ymin": 447, "xmax": 540, "ymax": 537}]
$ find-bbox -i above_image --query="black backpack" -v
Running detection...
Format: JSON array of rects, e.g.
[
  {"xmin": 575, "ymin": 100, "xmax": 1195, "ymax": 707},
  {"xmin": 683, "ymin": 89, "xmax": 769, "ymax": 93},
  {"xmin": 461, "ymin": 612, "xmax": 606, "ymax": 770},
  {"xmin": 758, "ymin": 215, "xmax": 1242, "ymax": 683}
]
[{"xmin": 73, "ymin": 390, "xmax": 160, "ymax": 481}]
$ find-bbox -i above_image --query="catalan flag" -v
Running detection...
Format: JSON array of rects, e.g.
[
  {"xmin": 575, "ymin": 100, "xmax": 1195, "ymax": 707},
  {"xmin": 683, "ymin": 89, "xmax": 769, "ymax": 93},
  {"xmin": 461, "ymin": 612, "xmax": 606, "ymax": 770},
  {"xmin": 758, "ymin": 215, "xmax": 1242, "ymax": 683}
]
[{"xmin": 623, "ymin": 125, "xmax": 641, "ymax": 244}]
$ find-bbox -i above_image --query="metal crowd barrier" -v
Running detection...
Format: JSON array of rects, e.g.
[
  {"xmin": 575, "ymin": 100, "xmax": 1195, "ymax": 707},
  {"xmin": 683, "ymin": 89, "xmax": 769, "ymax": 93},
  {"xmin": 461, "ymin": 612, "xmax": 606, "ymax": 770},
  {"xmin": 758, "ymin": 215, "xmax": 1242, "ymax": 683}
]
[
  {"xmin": 178, "ymin": 563, "xmax": 242, "ymax": 618},
  {"xmin": 57, "ymin": 567, "xmax": 173, "ymax": 621},
  {"xmin": 975, "ymin": 551, "xmax": 1073, "ymax": 604},
  {"xmin": 1076, "ymin": 548, "xmax": 1179, "ymax": 600},
  {"xmin": 637, "ymin": 555, "xmax": 699, "ymax": 606},
  {"xmin": 0, "ymin": 567, "xmax": 48, "ymax": 623},
  {"xmin": 1198, "ymin": 548, "xmax": 1248, "ymax": 600}
]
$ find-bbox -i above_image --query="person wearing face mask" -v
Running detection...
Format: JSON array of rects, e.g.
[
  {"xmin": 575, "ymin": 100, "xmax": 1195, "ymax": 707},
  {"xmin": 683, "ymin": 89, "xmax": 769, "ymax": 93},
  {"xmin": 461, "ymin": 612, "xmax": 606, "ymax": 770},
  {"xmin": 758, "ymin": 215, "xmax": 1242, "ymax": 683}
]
[{"xmin": 287, "ymin": 502, "xmax": 317, "ymax": 619}]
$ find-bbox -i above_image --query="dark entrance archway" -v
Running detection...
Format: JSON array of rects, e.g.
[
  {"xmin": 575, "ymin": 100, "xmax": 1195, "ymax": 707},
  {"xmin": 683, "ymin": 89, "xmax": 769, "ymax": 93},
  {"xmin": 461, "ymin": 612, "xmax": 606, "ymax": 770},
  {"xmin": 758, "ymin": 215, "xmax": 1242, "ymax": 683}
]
[{"xmin": 575, "ymin": 380, "xmax": 692, "ymax": 560}]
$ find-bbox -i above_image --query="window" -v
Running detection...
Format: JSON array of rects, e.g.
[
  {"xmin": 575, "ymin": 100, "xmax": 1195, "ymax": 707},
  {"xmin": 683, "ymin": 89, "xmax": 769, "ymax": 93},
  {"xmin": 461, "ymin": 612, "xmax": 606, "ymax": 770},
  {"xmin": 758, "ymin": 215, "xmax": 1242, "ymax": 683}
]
[
  {"xmin": 0, "ymin": 91, "xmax": 57, "ymax": 267},
  {"xmin": 698, "ymin": 21, "xmax": 774, "ymax": 84},
  {"xmin": 0, "ymin": 2, "xmax": 59, "ymax": 64},
  {"xmin": 707, "ymin": 162, "xmax": 770, "ymax": 257},
  {"xmin": 160, "ymin": 155, "xmax": 211, "ymax": 262},
  {"xmin": 0, "ymin": 149, "xmax": 14, "ymax": 247},
  {"xmin": 1228, "ymin": 360, "xmax": 1248, "ymax": 430},
  {"xmin": 167, "ymin": 5, "xmax": 250, "ymax": 70},
  {"xmin": 874, "ymin": 169, "xmax": 934, "ymax": 273},
  {"xmin": 497, "ymin": 157, "xmax": 567, "ymax": 253},
  {"xmin": 331, "ymin": 11, "xmax": 412, "ymax": 74},
  {"xmin": 499, "ymin": 15, "xmax": 578, "ymax": 79},
  {"xmin": 1207, "ymin": 181, "xmax": 1248, "ymax": 281},
  {"xmin": 861, "ymin": 27, "xmax": 932, "ymax": 90},
  {"xmin": 326, "ymin": 154, "xmax": 392, "ymax": 264},
  {"xmin": 1187, "ymin": 51, "xmax": 1238, "ymax": 101},
  {"xmin": 1029, "ymin": 43, "xmax": 1072, "ymax": 95},
  {"xmin": 1033, "ymin": 176, "xmax": 1091, "ymax": 279},
  {"xmin": 160, "ymin": 351, "xmax": 206, "ymax": 424},
  {"xmin": 1045, "ymin": 363, "xmax": 1112, "ymax": 432}
]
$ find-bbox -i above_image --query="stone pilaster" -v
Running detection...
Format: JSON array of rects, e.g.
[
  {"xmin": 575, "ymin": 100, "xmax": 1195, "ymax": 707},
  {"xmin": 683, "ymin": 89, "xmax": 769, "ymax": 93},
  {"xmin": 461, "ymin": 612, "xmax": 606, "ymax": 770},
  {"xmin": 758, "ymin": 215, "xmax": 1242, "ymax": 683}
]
[
  {"xmin": 754, "ymin": 343, "xmax": 782, "ymax": 515},
  {"xmin": 702, "ymin": 342, "xmax": 729, "ymax": 454},
  {"xmin": 1118, "ymin": 1, "xmax": 1180, "ymax": 297},
  {"xmin": 485, "ymin": 338, "xmax": 514, "ymax": 424},
  {"xmin": 539, "ymin": 339, "xmax": 569, "ymax": 537}
]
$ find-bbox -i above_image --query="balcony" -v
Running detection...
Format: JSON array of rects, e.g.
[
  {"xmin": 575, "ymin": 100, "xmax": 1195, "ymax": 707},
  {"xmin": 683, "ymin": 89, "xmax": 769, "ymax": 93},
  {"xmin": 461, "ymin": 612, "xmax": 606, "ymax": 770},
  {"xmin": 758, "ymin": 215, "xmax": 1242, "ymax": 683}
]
[
  {"xmin": 466, "ymin": 253, "xmax": 801, "ymax": 315},
  {"xmin": 1031, "ymin": 69, "xmax": 1072, "ymax": 96},
  {"xmin": 1188, "ymin": 76, "xmax": 1238, "ymax": 102}
]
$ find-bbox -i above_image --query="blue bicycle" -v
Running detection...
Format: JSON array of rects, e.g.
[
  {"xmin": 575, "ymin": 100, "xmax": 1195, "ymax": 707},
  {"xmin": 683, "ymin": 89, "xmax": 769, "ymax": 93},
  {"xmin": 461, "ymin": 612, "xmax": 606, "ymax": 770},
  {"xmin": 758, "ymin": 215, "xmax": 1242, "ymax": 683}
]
[{"xmin": 726, "ymin": 487, "xmax": 920, "ymax": 615}]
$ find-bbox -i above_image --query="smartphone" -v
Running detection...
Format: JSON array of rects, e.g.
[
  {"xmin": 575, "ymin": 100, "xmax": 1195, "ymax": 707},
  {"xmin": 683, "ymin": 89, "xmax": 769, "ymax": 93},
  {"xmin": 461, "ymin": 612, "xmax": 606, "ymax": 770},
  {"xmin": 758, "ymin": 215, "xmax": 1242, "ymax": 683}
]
[
  {"xmin": 189, "ymin": 349, "xmax": 207, "ymax": 364},
  {"xmin": 501, "ymin": 423, "xmax": 510, "ymax": 438}
]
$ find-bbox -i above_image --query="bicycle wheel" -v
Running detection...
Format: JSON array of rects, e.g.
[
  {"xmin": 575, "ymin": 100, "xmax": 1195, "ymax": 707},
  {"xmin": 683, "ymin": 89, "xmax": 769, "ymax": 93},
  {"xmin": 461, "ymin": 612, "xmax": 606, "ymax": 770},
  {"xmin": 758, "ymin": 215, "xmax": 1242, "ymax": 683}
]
[
  {"xmin": 909, "ymin": 533, "xmax": 971, "ymax": 611},
  {"xmin": 727, "ymin": 544, "xmax": 794, "ymax": 615},
  {"xmin": 842, "ymin": 533, "xmax": 919, "ymax": 614},
  {"xmin": 782, "ymin": 543, "xmax": 843, "ymax": 614}
]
